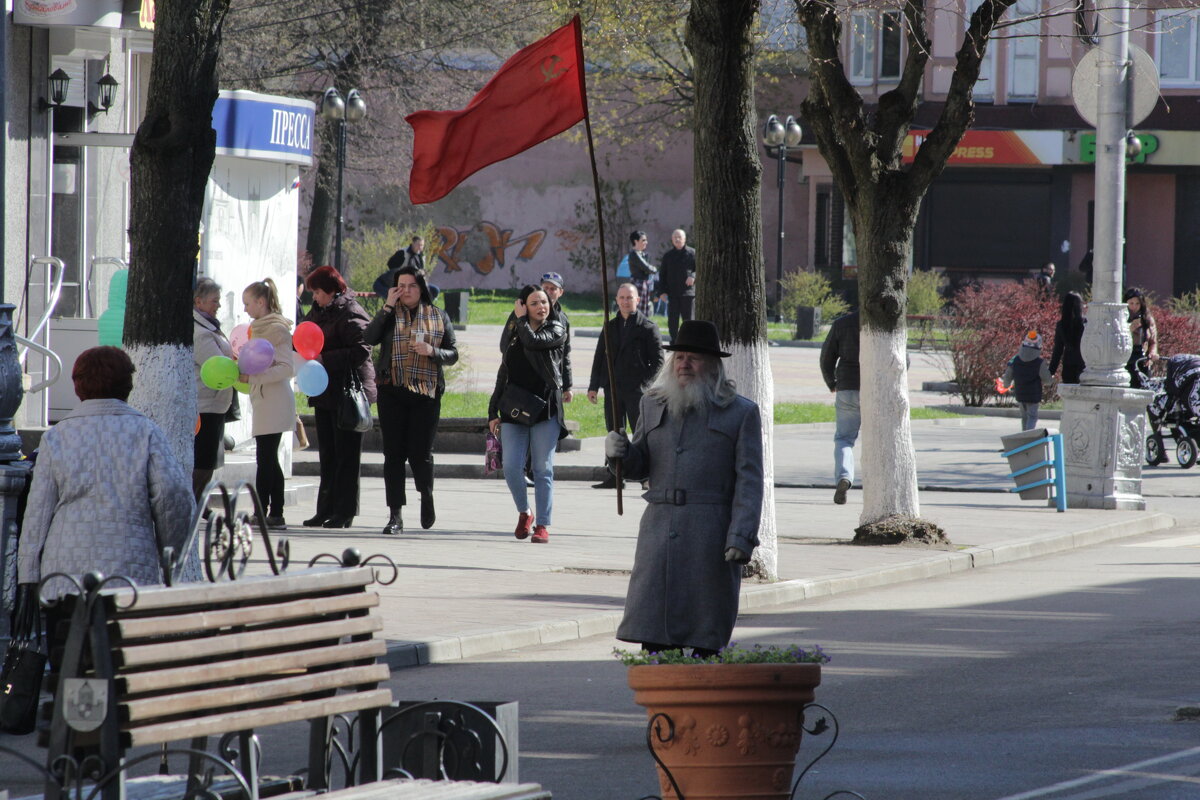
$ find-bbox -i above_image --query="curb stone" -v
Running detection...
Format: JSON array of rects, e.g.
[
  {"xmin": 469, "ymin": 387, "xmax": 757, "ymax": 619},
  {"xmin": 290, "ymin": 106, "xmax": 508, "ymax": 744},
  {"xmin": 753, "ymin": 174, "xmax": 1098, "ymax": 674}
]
[{"xmin": 379, "ymin": 512, "xmax": 1175, "ymax": 670}]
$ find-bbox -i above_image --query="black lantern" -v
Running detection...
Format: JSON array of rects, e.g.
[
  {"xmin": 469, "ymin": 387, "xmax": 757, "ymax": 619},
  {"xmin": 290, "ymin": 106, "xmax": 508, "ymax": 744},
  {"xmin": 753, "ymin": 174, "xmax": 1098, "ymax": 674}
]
[
  {"xmin": 94, "ymin": 73, "xmax": 119, "ymax": 114},
  {"xmin": 39, "ymin": 68, "xmax": 71, "ymax": 112},
  {"xmin": 321, "ymin": 87, "xmax": 367, "ymax": 273}
]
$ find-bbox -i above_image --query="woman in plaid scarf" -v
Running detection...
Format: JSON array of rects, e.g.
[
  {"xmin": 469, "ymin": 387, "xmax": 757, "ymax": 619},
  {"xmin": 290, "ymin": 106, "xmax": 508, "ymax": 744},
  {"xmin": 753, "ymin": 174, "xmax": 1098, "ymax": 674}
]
[{"xmin": 365, "ymin": 265, "xmax": 458, "ymax": 534}]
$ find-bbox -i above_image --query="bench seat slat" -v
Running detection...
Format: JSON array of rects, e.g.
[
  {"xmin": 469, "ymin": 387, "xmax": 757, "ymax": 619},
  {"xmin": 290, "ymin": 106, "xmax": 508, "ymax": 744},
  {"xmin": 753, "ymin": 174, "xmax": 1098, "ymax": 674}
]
[
  {"xmin": 114, "ymin": 592, "xmax": 380, "ymax": 639},
  {"xmin": 105, "ymin": 568, "xmax": 374, "ymax": 612},
  {"xmin": 123, "ymin": 663, "xmax": 390, "ymax": 721},
  {"xmin": 126, "ymin": 688, "xmax": 394, "ymax": 747},
  {"xmin": 310, "ymin": 779, "xmax": 551, "ymax": 799},
  {"xmin": 121, "ymin": 639, "xmax": 386, "ymax": 694},
  {"xmin": 118, "ymin": 615, "xmax": 382, "ymax": 668}
]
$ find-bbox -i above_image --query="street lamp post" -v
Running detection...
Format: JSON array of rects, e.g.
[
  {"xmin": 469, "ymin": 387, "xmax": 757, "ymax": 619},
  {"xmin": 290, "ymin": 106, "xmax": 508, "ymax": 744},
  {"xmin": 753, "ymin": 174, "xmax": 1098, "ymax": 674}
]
[
  {"xmin": 761, "ymin": 114, "xmax": 803, "ymax": 321},
  {"xmin": 321, "ymin": 87, "xmax": 367, "ymax": 273}
]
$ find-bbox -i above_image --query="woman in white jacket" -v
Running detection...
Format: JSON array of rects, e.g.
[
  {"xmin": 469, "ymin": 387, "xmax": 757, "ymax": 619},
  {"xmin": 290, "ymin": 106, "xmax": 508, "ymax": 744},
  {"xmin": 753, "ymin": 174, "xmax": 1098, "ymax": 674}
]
[{"xmin": 240, "ymin": 278, "xmax": 296, "ymax": 529}]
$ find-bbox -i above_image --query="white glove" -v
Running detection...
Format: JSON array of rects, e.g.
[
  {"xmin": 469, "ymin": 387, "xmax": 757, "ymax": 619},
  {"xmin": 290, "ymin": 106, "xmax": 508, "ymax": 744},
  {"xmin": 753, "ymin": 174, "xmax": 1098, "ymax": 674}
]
[
  {"xmin": 605, "ymin": 431, "xmax": 629, "ymax": 459},
  {"xmin": 724, "ymin": 547, "xmax": 750, "ymax": 563}
]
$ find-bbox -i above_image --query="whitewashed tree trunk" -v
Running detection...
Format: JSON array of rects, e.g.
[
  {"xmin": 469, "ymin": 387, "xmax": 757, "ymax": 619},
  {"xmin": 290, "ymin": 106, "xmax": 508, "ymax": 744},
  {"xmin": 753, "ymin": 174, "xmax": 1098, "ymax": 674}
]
[
  {"xmin": 726, "ymin": 341, "xmax": 777, "ymax": 579},
  {"xmin": 858, "ymin": 328, "xmax": 919, "ymax": 524},
  {"xmin": 126, "ymin": 344, "xmax": 197, "ymax": 471}
]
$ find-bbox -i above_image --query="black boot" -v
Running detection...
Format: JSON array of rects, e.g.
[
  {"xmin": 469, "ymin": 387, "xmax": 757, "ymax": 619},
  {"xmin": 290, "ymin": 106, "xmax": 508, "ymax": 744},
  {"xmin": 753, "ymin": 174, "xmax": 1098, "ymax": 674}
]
[
  {"xmin": 382, "ymin": 507, "xmax": 403, "ymax": 535},
  {"xmin": 420, "ymin": 492, "xmax": 436, "ymax": 530}
]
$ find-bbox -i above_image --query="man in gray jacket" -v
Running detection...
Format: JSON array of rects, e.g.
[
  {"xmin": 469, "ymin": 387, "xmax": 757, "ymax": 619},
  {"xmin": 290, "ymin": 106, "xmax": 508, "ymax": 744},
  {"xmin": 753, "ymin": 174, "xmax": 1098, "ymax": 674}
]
[{"xmin": 605, "ymin": 320, "xmax": 763, "ymax": 656}]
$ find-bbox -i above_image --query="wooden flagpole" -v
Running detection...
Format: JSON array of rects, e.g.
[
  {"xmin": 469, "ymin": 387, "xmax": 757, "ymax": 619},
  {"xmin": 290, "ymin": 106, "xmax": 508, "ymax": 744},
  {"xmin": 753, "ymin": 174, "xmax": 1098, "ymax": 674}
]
[{"xmin": 577, "ymin": 22, "xmax": 623, "ymax": 515}]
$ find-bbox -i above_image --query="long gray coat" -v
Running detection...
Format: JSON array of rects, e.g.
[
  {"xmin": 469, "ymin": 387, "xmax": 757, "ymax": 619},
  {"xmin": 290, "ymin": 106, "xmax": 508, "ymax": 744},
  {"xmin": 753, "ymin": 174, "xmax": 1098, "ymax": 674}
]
[
  {"xmin": 616, "ymin": 392, "xmax": 764, "ymax": 651},
  {"xmin": 17, "ymin": 399, "xmax": 195, "ymax": 596}
]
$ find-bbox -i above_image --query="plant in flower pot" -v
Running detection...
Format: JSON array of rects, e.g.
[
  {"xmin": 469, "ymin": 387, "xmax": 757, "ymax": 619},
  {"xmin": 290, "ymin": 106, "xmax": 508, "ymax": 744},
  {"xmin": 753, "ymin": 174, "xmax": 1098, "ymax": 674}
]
[{"xmin": 618, "ymin": 643, "xmax": 831, "ymax": 800}]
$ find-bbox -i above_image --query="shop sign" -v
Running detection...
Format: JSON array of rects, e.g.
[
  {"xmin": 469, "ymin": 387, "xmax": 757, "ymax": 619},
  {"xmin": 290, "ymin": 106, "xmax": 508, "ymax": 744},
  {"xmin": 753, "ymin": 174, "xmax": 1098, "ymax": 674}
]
[
  {"xmin": 1077, "ymin": 132, "xmax": 1159, "ymax": 165},
  {"xmin": 902, "ymin": 129, "xmax": 1064, "ymax": 165},
  {"xmin": 213, "ymin": 90, "xmax": 316, "ymax": 165},
  {"xmin": 14, "ymin": 0, "xmax": 122, "ymax": 27}
]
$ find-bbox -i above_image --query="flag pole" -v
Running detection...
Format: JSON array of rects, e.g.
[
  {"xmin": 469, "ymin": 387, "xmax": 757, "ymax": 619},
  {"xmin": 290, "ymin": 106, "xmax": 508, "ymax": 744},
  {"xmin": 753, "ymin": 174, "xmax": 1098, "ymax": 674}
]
[{"xmin": 576, "ymin": 19, "xmax": 623, "ymax": 515}]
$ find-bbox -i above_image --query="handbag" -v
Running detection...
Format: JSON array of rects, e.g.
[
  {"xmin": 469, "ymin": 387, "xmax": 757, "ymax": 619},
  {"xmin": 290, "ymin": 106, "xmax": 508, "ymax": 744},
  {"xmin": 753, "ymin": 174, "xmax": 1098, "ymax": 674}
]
[
  {"xmin": 484, "ymin": 431, "xmax": 502, "ymax": 476},
  {"xmin": 337, "ymin": 370, "xmax": 373, "ymax": 433},
  {"xmin": 498, "ymin": 384, "xmax": 547, "ymax": 426},
  {"xmin": 0, "ymin": 584, "xmax": 48, "ymax": 735}
]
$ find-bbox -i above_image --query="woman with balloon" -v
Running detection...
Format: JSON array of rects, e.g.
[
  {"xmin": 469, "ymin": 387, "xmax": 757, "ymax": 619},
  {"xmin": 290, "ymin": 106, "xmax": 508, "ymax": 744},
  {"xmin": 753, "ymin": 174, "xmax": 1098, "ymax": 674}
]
[
  {"xmin": 363, "ymin": 264, "xmax": 458, "ymax": 535},
  {"xmin": 192, "ymin": 277, "xmax": 235, "ymax": 500},
  {"xmin": 239, "ymin": 278, "xmax": 295, "ymax": 530},
  {"xmin": 299, "ymin": 265, "xmax": 375, "ymax": 528}
]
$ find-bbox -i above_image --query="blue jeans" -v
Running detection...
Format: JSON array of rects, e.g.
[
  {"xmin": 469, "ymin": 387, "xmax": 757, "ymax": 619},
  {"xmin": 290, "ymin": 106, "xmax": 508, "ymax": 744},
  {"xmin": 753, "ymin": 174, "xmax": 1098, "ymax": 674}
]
[
  {"xmin": 1020, "ymin": 402, "xmax": 1040, "ymax": 431},
  {"xmin": 501, "ymin": 419, "xmax": 559, "ymax": 526},
  {"xmin": 834, "ymin": 390, "xmax": 861, "ymax": 485}
]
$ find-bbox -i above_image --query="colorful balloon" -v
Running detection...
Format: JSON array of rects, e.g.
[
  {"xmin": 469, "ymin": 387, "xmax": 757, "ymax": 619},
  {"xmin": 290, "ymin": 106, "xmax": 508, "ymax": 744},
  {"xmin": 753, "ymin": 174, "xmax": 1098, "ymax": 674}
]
[
  {"xmin": 229, "ymin": 323, "xmax": 251, "ymax": 356},
  {"xmin": 293, "ymin": 321, "xmax": 324, "ymax": 360},
  {"xmin": 195, "ymin": 414, "xmax": 202, "ymax": 435},
  {"xmin": 200, "ymin": 356, "xmax": 239, "ymax": 390},
  {"xmin": 295, "ymin": 360, "xmax": 329, "ymax": 396},
  {"xmin": 234, "ymin": 381, "xmax": 250, "ymax": 394},
  {"xmin": 239, "ymin": 338, "xmax": 275, "ymax": 375}
]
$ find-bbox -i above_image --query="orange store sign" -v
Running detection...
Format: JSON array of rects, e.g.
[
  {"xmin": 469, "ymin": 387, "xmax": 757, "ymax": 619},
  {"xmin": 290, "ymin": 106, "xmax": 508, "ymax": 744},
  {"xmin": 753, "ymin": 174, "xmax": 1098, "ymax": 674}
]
[{"xmin": 902, "ymin": 130, "xmax": 1064, "ymax": 166}]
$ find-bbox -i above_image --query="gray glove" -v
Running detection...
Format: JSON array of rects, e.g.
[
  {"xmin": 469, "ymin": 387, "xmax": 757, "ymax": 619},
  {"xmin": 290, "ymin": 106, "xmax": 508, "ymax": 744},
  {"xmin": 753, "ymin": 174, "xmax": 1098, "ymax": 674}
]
[
  {"xmin": 724, "ymin": 547, "xmax": 750, "ymax": 563},
  {"xmin": 605, "ymin": 431, "xmax": 629, "ymax": 459}
]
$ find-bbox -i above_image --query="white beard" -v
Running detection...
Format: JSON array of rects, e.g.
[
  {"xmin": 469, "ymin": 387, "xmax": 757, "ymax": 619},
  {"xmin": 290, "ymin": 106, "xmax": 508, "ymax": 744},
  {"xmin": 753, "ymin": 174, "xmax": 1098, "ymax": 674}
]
[{"xmin": 658, "ymin": 375, "xmax": 717, "ymax": 416}]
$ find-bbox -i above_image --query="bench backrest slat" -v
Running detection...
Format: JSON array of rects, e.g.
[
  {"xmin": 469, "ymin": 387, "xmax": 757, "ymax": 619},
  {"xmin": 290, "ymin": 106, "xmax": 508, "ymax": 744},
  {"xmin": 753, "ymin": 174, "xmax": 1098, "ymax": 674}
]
[
  {"xmin": 117, "ymin": 615, "xmax": 382, "ymax": 668},
  {"xmin": 103, "ymin": 567, "xmax": 375, "ymax": 612},
  {"xmin": 114, "ymin": 592, "xmax": 379, "ymax": 639},
  {"xmin": 127, "ymin": 688, "xmax": 394, "ymax": 748},
  {"xmin": 120, "ymin": 639, "xmax": 386, "ymax": 694},
  {"xmin": 123, "ymin": 664, "xmax": 390, "ymax": 722}
]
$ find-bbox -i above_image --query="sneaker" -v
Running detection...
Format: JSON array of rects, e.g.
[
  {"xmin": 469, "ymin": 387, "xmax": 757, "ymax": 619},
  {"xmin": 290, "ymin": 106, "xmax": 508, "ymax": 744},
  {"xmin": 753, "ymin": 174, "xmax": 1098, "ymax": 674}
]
[
  {"xmin": 833, "ymin": 479, "xmax": 851, "ymax": 505},
  {"xmin": 514, "ymin": 510, "xmax": 534, "ymax": 540},
  {"xmin": 531, "ymin": 525, "xmax": 549, "ymax": 544}
]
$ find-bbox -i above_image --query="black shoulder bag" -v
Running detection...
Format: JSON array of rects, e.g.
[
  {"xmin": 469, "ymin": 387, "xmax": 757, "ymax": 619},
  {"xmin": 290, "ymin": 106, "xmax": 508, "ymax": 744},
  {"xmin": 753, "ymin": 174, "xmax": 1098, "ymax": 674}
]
[
  {"xmin": 498, "ymin": 384, "xmax": 548, "ymax": 426},
  {"xmin": 337, "ymin": 369, "xmax": 373, "ymax": 433},
  {"xmin": 0, "ymin": 584, "xmax": 48, "ymax": 734}
]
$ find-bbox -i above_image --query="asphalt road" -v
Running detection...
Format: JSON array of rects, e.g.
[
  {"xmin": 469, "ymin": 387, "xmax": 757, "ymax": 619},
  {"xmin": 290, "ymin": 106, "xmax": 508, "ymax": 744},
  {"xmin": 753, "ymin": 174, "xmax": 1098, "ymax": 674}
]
[{"xmin": 377, "ymin": 524, "xmax": 1200, "ymax": 800}]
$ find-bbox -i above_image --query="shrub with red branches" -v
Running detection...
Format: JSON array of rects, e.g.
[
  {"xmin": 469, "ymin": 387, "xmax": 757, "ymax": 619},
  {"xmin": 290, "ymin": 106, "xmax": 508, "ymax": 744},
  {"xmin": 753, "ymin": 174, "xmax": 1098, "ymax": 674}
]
[
  {"xmin": 1153, "ymin": 308, "xmax": 1200, "ymax": 360},
  {"xmin": 945, "ymin": 282, "xmax": 1059, "ymax": 406}
]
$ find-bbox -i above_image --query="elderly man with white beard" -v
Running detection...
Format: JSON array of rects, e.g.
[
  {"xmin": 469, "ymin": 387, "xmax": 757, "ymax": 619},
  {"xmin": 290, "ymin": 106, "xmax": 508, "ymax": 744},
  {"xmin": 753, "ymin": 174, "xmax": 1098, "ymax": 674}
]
[{"xmin": 605, "ymin": 320, "xmax": 764, "ymax": 657}]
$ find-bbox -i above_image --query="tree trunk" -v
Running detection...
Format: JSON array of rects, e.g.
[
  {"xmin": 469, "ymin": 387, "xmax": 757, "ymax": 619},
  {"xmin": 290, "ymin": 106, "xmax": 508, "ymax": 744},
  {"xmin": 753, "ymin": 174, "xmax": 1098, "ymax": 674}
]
[
  {"xmin": 852, "ymin": 196, "xmax": 922, "ymax": 523},
  {"xmin": 687, "ymin": 0, "xmax": 777, "ymax": 580},
  {"xmin": 305, "ymin": 124, "xmax": 337, "ymax": 267},
  {"xmin": 126, "ymin": 0, "xmax": 231, "ymax": 468}
]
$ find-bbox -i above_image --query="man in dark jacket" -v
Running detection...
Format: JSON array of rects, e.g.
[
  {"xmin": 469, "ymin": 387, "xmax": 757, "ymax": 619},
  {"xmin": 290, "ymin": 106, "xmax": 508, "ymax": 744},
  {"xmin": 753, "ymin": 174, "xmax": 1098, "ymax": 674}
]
[
  {"xmin": 374, "ymin": 236, "xmax": 427, "ymax": 298},
  {"xmin": 657, "ymin": 229, "xmax": 696, "ymax": 342},
  {"xmin": 820, "ymin": 310, "xmax": 859, "ymax": 505},
  {"xmin": 588, "ymin": 283, "xmax": 664, "ymax": 488}
]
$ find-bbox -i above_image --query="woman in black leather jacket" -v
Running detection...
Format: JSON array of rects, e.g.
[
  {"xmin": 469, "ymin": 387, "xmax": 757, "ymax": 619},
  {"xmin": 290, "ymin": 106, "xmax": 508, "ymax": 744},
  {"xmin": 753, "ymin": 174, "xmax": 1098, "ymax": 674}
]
[{"xmin": 488, "ymin": 284, "xmax": 568, "ymax": 544}]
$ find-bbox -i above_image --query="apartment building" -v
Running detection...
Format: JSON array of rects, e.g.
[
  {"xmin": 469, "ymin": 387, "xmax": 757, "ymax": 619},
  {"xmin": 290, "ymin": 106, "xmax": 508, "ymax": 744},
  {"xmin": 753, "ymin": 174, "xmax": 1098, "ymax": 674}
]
[{"xmin": 799, "ymin": 0, "xmax": 1200, "ymax": 300}]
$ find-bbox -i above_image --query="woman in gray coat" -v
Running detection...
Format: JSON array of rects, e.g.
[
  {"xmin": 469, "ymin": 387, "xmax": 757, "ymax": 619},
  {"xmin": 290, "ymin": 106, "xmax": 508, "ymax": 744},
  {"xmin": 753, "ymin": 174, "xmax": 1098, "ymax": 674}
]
[{"xmin": 17, "ymin": 347, "xmax": 195, "ymax": 600}]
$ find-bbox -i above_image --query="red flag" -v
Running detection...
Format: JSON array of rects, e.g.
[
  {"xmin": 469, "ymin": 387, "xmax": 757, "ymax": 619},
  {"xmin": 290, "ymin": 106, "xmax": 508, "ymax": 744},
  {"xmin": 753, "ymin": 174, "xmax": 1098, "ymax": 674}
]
[{"xmin": 406, "ymin": 16, "xmax": 587, "ymax": 205}]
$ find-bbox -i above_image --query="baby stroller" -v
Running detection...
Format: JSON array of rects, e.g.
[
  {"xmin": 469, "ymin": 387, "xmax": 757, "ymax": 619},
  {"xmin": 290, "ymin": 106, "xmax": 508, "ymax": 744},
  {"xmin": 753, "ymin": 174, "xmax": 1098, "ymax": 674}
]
[{"xmin": 1143, "ymin": 355, "xmax": 1200, "ymax": 468}]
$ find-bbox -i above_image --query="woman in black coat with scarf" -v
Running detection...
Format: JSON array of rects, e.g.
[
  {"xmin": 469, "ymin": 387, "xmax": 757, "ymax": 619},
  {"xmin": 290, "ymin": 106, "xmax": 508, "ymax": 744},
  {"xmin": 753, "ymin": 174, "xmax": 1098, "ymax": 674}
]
[
  {"xmin": 364, "ymin": 265, "xmax": 458, "ymax": 534},
  {"xmin": 302, "ymin": 265, "xmax": 377, "ymax": 528}
]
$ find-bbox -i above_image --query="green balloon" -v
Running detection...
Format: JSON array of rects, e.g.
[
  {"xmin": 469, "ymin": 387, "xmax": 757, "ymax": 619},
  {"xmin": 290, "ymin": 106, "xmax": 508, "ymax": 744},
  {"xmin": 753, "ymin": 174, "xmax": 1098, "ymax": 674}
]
[
  {"xmin": 97, "ymin": 269, "xmax": 128, "ymax": 346},
  {"xmin": 201, "ymin": 356, "xmax": 239, "ymax": 390},
  {"xmin": 234, "ymin": 381, "xmax": 250, "ymax": 394}
]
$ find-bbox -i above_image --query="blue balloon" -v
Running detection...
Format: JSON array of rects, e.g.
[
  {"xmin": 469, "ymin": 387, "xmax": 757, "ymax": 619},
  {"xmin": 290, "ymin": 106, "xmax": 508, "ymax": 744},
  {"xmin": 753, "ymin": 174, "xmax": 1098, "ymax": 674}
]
[{"xmin": 296, "ymin": 360, "xmax": 329, "ymax": 396}]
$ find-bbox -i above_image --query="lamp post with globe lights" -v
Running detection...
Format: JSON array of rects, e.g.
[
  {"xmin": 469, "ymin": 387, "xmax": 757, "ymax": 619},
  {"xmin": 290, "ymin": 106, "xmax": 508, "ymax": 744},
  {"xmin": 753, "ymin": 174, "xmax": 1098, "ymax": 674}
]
[
  {"xmin": 321, "ymin": 88, "xmax": 366, "ymax": 272},
  {"xmin": 761, "ymin": 114, "xmax": 803, "ymax": 320}
]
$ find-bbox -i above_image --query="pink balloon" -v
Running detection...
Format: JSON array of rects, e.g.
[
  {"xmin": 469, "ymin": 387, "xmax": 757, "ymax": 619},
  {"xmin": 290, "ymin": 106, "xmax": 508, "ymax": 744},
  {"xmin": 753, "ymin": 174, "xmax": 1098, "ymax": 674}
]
[
  {"xmin": 239, "ymin": 337, "xmax": 275, "ymax": 375},
  {"xmin": 229, "ymin": 323, "xmax": 251, "ymax": 356}
]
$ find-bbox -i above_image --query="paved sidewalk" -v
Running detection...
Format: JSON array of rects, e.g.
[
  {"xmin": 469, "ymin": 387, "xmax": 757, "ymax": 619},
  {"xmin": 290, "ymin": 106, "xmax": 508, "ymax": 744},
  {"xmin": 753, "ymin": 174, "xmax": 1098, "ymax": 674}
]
[{"xmin": 269, "ymin": 415, "xmax": 1191, "ymax": 669}]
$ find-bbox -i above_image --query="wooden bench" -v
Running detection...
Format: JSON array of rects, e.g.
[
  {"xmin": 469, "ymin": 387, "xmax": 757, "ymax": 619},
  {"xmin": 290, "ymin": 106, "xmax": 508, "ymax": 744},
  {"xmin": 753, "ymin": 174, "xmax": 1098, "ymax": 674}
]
[
  {"xmin": 38, "ymin": 566, "xmax": 391, "ymax": 800},
  {"xmin": 26, "ymin": 563, "xmax": 548, "ymax": 800}
]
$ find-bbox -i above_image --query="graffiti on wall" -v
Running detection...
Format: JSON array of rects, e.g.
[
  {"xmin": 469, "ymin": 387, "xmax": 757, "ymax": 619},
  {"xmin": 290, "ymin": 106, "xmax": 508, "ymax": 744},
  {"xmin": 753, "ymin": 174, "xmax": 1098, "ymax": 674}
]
[{"xmin": 436, "ymin": 221, "xmax": 547, "ymax": 274}]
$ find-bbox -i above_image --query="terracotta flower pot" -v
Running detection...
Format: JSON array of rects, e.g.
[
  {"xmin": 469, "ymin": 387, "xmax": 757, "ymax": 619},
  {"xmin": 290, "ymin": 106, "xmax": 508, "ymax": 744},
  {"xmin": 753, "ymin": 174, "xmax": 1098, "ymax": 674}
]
[{"xmin": 628, "ymin": 663, "xmax": 821, "ymax": 800}]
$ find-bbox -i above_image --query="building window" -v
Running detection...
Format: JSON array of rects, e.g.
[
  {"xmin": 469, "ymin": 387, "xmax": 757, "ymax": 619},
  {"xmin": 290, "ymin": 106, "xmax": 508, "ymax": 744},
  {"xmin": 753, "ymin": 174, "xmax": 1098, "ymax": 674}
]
[
  {"xmin": 850, "ymin": 12, "xmax": 877, "ymax": 83},
  {"xmin": 1156, "ymin": 9, "xmax": 1200, "ymax": 86},
  {"xmin": 966, "ymin": 0, "xmax": 996, "ymax": 100},
  {"xmin": 849, "ymin": 11, "xmax": 904, "ymax": 83},
  {"xmin": 880, "ymin": 11, "xmax": 903, "ymax": 80},
  {"xmin": 1006, "ymin": 0, "xmax": 1041, "ymax": 100}
]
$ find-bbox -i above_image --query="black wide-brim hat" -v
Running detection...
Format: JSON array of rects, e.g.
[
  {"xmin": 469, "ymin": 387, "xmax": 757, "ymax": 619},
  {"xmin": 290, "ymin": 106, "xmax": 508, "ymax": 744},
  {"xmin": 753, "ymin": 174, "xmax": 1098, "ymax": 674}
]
[{"xmin": 663, "ymin": 320, "xmax": 731, "ymax": 358}]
